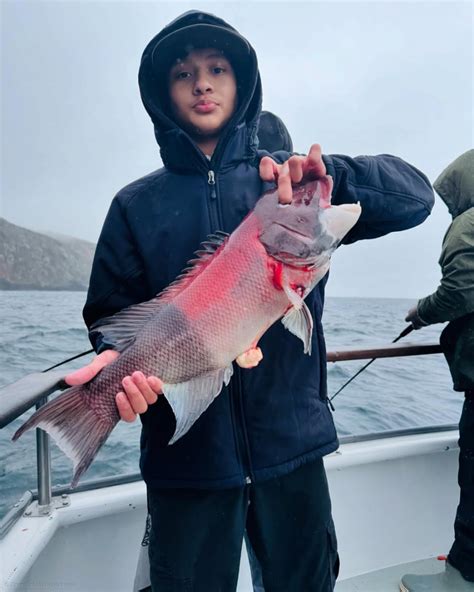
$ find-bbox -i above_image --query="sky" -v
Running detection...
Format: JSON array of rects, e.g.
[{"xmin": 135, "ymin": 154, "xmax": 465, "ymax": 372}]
[{"xmin": 1, "ymin": 0, "xmax": 473, "ymax": 298}]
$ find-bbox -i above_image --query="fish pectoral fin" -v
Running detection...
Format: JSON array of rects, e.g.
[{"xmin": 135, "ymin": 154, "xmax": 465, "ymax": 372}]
[
  {"xmin": 164, "ymin": 365, "xmax": 234, "ymax": 444},
  {"xmin": 283, "ymin": 282, "xmax": 304, "ymax": 310},
  {"xmin": 281, "ymin": 301, "xmax": 313, "ymax": 355}
]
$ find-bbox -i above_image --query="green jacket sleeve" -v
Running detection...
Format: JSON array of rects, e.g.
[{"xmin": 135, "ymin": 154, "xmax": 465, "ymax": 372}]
[{"xmin": 417, "ymin": 209, "xmax": 474, "ymax": 325}]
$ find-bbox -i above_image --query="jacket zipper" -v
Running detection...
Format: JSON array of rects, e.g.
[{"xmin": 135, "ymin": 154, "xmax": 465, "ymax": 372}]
[
  {"xmin": 235, "ymin": 367, "xmax": 254, "ymax": 483},
  {"xmin": 207, "ymin": 169, "xmax": 219, "ymax": 230},
  {"xmin": 208, "ymin": 170, "xmax": 217, "ymax": 198},
  {"xmin": 206, "ymin": 167, "xmax": 253, "ymax": 484}
]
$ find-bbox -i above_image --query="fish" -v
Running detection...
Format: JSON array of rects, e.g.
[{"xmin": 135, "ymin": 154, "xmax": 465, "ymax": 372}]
[{"xmin": 13, "ymin": 177, "xmax": 361, "ymax": 486}]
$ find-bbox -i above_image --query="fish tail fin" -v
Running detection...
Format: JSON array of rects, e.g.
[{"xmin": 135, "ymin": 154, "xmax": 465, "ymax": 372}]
[{"xmin": 12, "ymin": 386, "xmax": 116, "ymax": 487}]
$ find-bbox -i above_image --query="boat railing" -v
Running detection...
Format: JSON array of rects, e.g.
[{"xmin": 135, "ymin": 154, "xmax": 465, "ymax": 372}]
[{"xmin": 0, "ymin": 340, "xmax": 447, "ymax": 539}]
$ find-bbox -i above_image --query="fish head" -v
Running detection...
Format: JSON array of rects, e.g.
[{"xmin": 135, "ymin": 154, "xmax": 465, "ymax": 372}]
[{"xmin": 255, "ymin": 177, "xmax": 361, "ymax": 290}]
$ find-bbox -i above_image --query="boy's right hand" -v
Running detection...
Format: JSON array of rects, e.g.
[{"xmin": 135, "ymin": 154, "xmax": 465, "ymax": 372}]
[
  {"xmin": 116, "ymin": 372, "xmax": 163, "ymax": 422},
  {"xmin": 259, "ymin": 143, "xmax": 326, "ymax": 204},
  {"xmin": 65, "ymin": 350, "xmax": 163, "ymax": 423}
]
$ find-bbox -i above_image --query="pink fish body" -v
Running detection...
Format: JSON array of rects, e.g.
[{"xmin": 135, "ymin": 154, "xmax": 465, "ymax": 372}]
[{"xmin": 14, "ymin": 177, "xmax": 361, "ymax": 486}]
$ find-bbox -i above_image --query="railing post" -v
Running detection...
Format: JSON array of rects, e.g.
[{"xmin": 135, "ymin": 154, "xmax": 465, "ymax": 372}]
[{"xmin": 36, "ymin": 397, "xmax": 52, "ymax": 508}]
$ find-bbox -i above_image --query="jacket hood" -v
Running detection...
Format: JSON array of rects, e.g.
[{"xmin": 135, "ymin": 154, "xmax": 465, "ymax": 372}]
[
  {"xmin": 257, "ymin": 111, "xmax": 293, "ymax": 152},
  {"xmin": 138, "ymin": 10, "xmax": 262, "ymax": 171},
  {"xmin": 434, "ymin": 149, "xmax": 474, "ymax": 218}
]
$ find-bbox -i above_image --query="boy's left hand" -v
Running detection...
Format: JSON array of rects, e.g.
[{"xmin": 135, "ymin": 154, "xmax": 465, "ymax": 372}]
[{"xmin": 259, "ymin": 144, "xmax": 326, "ymax": 204}]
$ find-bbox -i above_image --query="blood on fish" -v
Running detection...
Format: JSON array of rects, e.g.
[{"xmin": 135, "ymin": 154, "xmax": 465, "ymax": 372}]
[
  {"xmin": 290, "ymin": 284, "xmax": 305, "ymax": 297},
  {"xmin": 268, "ymin": 259, "xmax": 284, "ymax": 290}
]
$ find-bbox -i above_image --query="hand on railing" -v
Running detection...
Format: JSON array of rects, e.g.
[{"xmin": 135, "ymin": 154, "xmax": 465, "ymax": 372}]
[{"xmin": 65, "ymin": 350, "xmax": 163, "ymax": 423}]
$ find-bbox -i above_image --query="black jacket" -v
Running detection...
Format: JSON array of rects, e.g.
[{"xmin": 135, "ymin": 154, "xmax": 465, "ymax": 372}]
[{"xmin": 83, "ymin": 11, "xmax": 435, "ymax": 488}]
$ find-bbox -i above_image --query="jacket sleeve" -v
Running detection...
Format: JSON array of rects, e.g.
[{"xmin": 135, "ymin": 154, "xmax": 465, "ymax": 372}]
[
  {"xmin": 323, "ymin": 154, "xmax": 434, "ymax": 244},
  {"xmin": 417, "ymin": 216, "xmax": 474, "ymax": 325},
  {"xmin": 83, "ymin": 195, "xmax": 151, "ymax": 352}
]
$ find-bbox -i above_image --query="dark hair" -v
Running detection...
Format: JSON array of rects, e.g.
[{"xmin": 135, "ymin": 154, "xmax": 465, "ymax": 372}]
[{"xmin": 167, "ymin": 45, "xmax": 231, "ymax": 73}]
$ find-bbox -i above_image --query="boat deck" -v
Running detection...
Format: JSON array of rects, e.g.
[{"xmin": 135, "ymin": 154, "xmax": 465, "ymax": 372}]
[{"xmin": 337, "ymin": 557, "xmax": 442, "ymax": 591}]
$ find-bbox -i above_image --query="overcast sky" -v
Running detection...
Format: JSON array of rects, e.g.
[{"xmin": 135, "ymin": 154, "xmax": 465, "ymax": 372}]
[{"xmin": 1, "ymin": 0, "xmax": 472, "ymax": 298}]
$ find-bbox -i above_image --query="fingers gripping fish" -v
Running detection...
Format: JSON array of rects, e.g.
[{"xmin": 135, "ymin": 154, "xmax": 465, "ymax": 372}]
[{"xmin": 13, "ymin": 177, "xmax": 361, "ymax": 486}]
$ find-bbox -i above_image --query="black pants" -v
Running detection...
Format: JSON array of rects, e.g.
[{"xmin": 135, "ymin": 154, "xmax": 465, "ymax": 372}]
[
  {"xmin": 147, "ymin": 458, "xmax": 339, "ymax": 592},
  {"xmin": 448, "ymin": 392, "xmax": 474, "ymax": 581}
]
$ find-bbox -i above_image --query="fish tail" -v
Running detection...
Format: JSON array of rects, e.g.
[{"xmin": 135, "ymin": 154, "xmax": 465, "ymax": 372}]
[{"xmin": 12, "ymin": 386, "xmax": 117, "ymax": 487}]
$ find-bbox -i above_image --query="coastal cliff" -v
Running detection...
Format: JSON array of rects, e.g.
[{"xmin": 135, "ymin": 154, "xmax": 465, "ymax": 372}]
[{"xmin": 0, "ymin": 218, "xmax": 95, "ymax": 291}]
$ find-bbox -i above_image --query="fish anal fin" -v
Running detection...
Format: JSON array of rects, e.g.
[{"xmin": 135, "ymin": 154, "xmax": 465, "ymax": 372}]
[{"xmin": 164, "ymin": 364, "xmax": 233, "ymax": 444}]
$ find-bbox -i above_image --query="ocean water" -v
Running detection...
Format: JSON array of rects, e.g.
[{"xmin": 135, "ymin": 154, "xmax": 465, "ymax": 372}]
[{"xmin": 0, "ymin": 291, "xmax": 462, "ymax": 519}]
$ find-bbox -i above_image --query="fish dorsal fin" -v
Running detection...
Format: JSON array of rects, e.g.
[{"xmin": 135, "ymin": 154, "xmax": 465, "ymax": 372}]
[
  {"xmin": 88, "ymin": 232, "xmax": 230, "ymax": 352},
  {"xmin": 89, "ymin": 298, "xmax": 163, "ymax": 352}
]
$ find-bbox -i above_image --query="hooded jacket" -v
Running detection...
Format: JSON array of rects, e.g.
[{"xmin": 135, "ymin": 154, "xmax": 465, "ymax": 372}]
[
  {"xmin": 417, "ymin": 149, "xmax": 474, "ymax": 391},
  {"xmin": 257, "ymin": 111, "xmax": 293, "ymax": 153},
  {"xmin": 83, "ymin": 11, "xmax": 435, "ymax": 489}
]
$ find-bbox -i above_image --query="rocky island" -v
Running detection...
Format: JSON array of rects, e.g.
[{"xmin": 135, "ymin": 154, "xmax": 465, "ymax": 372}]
[{"xmin": 0, "ymin": 218, "xmax": 95, "ymax": 291}]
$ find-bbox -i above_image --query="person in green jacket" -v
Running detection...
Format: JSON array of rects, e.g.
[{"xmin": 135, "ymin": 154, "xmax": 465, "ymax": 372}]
[{"xmin": 402, "ymin": 149, "xmax": 474, "ymax": 592}]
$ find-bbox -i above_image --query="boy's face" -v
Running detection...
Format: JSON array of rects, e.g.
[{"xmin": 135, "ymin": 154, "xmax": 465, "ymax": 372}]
[{"xmin": 168, "ymin": 48, "xmax": 238, "ymax": 147}]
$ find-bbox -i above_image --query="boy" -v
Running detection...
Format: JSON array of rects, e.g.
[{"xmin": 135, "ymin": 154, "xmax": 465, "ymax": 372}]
[{"xmin": 67, "ymin": 10, "xmax": 435, "ymax": 591}]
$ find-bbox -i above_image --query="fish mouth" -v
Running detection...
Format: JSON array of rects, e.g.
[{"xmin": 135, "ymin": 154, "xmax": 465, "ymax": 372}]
[{"xmin": 272, "ymin": 252, "xmax": 317, "ymax": 269}]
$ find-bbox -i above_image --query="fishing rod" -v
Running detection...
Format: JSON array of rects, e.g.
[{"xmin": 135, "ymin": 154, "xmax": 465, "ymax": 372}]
[
  {"xmin": 329, "ymin": 324, "xmax": 414, "ymax": 403},
  {"xmin": 40, "ymin": 324, "xmax": 415, "ymax": 387},
  {"xmin": 42, "ymin": 348, "xmax": 94, "ymax": 373}
]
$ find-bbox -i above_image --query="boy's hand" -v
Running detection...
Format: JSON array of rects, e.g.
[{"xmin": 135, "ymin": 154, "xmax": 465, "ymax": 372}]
[
  {"xmin": 259, "ymin": 144, "xmax": 326, "ymax": 204},
  {"xmin": 116, "ymin": 372, "xmax": 163, "ymax": 422},
  {"xmin": 65, "ymin": 350, "xmax": 163, "ymax": 423},
  {"xmin": 236, "ymin": 347, "xmax": 263, "ymax": 368},
  {"xmin": 65, "ymin": 349, "xmax": 120, "ymax": 385}
]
